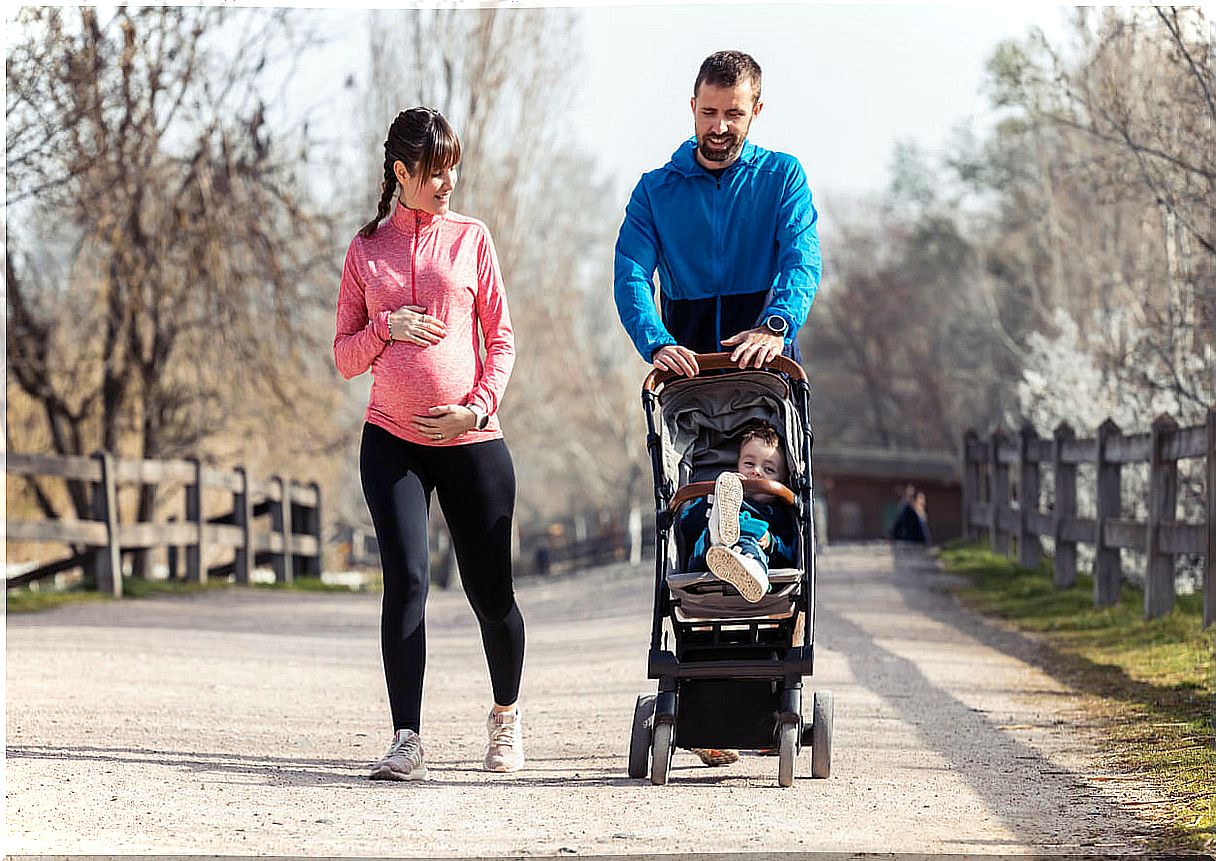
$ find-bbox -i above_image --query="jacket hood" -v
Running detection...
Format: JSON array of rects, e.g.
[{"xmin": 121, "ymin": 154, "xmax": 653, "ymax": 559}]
[{"xmin": 668, "ymin": 137, "xmax": 759, "ymax": 176}]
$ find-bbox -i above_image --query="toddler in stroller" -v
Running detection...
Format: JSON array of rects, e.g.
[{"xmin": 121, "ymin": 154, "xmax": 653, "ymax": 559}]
[{"xmin": 681, "ymin": 420, "xmax": 798, "ymax": 603}]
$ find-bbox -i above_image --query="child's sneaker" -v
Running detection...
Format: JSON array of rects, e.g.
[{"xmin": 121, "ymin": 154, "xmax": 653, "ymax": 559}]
[
  {"xmin": 484, "ymin": 707, "xmax": 525, "ymax": 772},
  {"xmin": 706, "ymin": 544, "xmax": 769, "ymax": 603},
  {"xmin": 707, "ymin": 471, "xmax": 743, "ymax": 547},
  {"xmin": 369, "ymin": 728, "xmax": 427, "ymax": 780},
  {"xmin": 692, "ymin": 747, "xmax": 740, "ymax": 766}
]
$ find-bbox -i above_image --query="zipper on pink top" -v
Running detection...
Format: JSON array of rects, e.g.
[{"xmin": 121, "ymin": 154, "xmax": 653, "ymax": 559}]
[{"xmin": 411, "ymin": 210, "xmax": 420, "ymax": 306}]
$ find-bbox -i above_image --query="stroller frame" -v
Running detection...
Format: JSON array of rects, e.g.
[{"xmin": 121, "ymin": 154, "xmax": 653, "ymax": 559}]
[{"xmin": 628, "ymin": 353, "xmax": 832, "ymax": 786}]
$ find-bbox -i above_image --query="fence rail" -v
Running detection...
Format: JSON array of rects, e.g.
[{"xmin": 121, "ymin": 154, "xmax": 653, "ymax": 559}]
[
  {"xmin": 960, "ymin": 406, "xmax": 1215, "ymax": 627},
  {"xmin": 6, "ymin": 451, "xmax": 322, "ymax": 597}
]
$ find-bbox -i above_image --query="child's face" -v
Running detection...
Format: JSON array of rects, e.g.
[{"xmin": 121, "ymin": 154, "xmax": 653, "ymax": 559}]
[{"xmin": 737, "ymin": 437, "xmax": 787, "ymax": 484}]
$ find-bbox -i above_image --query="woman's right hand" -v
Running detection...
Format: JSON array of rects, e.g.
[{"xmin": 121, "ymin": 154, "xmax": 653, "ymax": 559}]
[{"xmin": 388, "ymin": 305, "xmax": 446, "ymax": 346}]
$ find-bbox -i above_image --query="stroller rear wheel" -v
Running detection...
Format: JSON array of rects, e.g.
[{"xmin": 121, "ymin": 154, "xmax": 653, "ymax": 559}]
[
  {"xmin": 628, "ymin": 694, "xmax": 656, "ymax": 779},
  {"xmin": 650, "ymin": 722, "xmax": 674, "ymax": 785}
]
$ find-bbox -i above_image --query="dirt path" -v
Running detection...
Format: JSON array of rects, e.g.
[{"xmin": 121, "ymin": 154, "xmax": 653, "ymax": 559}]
[{"xmin": 5, "ymin": 543, "xmax": 1171, "ymax": 855}]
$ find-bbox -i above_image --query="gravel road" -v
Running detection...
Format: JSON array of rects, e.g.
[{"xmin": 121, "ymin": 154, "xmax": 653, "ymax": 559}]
[{"xmin": 5, "ymin": 543, "xmax": 1172, "ymax": 855}]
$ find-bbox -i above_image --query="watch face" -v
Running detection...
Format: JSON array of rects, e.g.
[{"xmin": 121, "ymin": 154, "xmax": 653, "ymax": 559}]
[{"xmin": 765, "ymin": 315, "xmax": 788, "ymax": 335}]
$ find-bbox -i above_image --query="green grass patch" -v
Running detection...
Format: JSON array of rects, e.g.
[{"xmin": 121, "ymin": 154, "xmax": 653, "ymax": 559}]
[
  {"xmin": 5, "ymin": 585, "xmax": 110, "ymax": 613},
  {"xmin": 250, "ymin": 576, "xmax": 361, "ymax": 593},
  {"xmin": 6, "ymin": 573, "xmax": 367, "ymax": 613},
  {"xmin": 6, "ymin": 575, "xmax": 231, "ymax": 613},
  {"xmin": 940, "ymin": 541, "xmax": 1215, "ymax": 851}
]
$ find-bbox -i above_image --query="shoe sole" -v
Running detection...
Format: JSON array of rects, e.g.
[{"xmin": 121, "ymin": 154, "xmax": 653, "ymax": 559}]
[
  {"xmin": 706, "ymin": 546, "xmax": 765, "ymax": 602},
  {"xmin": 712, "ymin": 473, "xmax": 743, "ymax": 546},
  {"xmin": 693, "ymin": 748, "xmax": 740, "ymax": 766},
  {"xmin": 369, "ymin": 763, "xmax": 428, "ymax": 781},
  {"xmin": 484, "ymin": 758, "xmax": 525, "ymax": 773}
]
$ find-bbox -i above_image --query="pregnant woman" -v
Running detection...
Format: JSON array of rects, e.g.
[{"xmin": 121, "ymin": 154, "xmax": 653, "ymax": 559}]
[{"xmin": 334, "ymin": 107, "xmax": 525, "ymax": 780}]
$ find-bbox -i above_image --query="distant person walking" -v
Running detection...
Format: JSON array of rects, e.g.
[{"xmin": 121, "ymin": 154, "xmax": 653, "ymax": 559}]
[
  {"xmin": 889, "ymin": 484, "xmax": 929, "ymax": 544},
  {"xmin": 334, "ymin": 107, "xmax": 525, "ymax": 780},
  {"xmin": 912, "ymin": 490, "xmax": 931, "ymax": 545}
]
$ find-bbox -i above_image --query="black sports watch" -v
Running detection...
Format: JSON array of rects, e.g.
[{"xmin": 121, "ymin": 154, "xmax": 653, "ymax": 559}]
[{"xmin": 763, "ymin": 314, "xmax": 789, "ymax": 338}]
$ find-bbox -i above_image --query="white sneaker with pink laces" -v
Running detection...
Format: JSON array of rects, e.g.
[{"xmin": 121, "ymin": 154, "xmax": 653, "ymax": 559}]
[{"xmin": 484, "ymin": 707, "xmax": 525, "ymax": 772}]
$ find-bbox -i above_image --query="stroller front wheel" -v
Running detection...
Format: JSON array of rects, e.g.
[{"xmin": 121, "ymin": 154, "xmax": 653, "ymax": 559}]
[{"xmin": 650, "ymin": 721, "xmax": 674, "ymax": 785}]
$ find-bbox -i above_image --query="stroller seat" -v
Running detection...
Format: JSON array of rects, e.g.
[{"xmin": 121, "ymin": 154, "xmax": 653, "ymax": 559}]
[{"xmin": 666, "ymin": 568, "xmax": 800, "ymax": 621}]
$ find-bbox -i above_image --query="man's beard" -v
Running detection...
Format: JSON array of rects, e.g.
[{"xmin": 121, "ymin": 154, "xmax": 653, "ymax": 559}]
[{"xmin": 697, "ymin": 131, "xmax": 744, "ymax": 163}]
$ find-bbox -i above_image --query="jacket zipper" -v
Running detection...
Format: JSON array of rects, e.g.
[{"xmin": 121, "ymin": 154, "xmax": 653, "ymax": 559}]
[
  {"xmin": 712, "ymin": 171, "xmax": 723, "ymax": 299},
  {"xmin": 715, "ymin": 296, "xmax": 722, "ymax": 348},
  {"xmin": 411, "ymin": 211, "xmax": 420, "ymax": 306}
]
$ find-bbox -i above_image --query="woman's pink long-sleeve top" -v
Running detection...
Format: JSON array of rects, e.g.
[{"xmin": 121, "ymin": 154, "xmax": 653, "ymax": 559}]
[{"xmin": 333, "ymin": 202, "xmax": 515, "ymax": 446}]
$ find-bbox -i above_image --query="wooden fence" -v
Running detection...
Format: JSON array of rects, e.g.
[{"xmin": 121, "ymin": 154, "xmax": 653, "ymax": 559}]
[
  {"xmin": 6, "ymin": 451, "xmax": 322, "ymax": 598},
  {"xmin": 960, "ymin": 406, "xmax": 1215, "ymax": 627}
]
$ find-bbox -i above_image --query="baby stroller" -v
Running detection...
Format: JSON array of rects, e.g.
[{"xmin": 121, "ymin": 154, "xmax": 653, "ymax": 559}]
[{"xmin": 626, "ymin": 353, "xmax": 833, "ymax": 786}]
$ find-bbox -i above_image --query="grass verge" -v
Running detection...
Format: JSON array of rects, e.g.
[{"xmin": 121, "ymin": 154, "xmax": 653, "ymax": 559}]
[
  {"xmin": 6, "ymin": 574, "xmax": 357, "ymax": 613},
  {"xmin": 939, "ymin": 541, "xmax": 1215, "ymax": 851}
]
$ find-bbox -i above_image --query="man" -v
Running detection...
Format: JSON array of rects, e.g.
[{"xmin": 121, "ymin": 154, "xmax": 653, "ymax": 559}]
[{"xmin": 614, "ymin": 50, "xmax": 822, "ymax": 377}]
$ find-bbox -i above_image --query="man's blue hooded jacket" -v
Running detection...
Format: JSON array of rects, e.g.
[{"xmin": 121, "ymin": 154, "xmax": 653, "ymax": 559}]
[{"xmin": 614, "ymin": 137, "xmax": 821, "ymax": 362}]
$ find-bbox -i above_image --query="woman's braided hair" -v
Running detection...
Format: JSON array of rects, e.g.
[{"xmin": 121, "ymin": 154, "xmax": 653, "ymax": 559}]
[{"xmin": 359, "ymin": 107, "xmax": 462, "ymax": 239}]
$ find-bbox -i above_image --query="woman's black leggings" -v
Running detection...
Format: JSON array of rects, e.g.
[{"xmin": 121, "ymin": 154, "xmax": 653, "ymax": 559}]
[{"xmin": 360, "ymin": 422, "xmax": 524, "ymax": 733}]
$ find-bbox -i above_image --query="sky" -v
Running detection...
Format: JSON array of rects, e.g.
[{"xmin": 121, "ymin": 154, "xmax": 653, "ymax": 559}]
[
  {"xmin": 4, "ymin": 3, "xmax": 1074, "ymax": 209},
  {"xmin": 278, "ymin": 3, "xmax": 1073, "ymax": 207}
]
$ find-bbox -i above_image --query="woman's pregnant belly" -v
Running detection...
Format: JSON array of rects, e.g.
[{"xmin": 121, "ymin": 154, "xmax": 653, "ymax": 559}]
[{"xmin": 368, "ymin": 334, "xmax": 478, "ymax": 423}]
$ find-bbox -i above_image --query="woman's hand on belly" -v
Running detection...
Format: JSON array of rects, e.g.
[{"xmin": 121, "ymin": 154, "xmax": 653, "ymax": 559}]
[
  {"xmin": 411, "ymin": 404, "xmax": 478, "ymax": 442},
  {"xmin": 388, "ymin": 304, "xmax": 447, "ymax": 346}
]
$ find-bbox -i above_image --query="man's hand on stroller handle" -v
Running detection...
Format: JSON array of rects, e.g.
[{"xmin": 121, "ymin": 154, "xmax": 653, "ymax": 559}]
[
  {"xmin": 721, "ymin": 327, "xmax": 784, "ymax": 369},
  {"xmin": 652, "ymin": 344, "xmax": 700, "ymax": 377}
]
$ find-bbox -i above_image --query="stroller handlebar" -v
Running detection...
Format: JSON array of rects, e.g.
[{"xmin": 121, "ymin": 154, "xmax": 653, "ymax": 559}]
[
  {"xmin": 642, "ymin": 352, "xmax": 807, "ymax": 393},
  {"xmin": 669, "ymin": 478, "xmax": 795, "ymax": 513}
]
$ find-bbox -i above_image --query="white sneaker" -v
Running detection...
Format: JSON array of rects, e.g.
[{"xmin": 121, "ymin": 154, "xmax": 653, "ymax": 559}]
[
  {"xmin": 706, "ymin": 545, "xmax": 769, "ymax": 603},
  {"xmin": 485, "ymin": 707, "xmax": 525, "ymax": 772},
  {"xmin": 369, "ymin": 728, "xmax": 428, "ymax": 780},
  {"xmin": 707, "ymin": 471, "xmax": 743, "ymax": 547}
]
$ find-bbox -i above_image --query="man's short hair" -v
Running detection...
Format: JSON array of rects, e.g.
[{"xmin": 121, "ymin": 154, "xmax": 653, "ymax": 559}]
[{"xmin": 694, "ymin": 50, "xmax": 762, "ymax": 102}]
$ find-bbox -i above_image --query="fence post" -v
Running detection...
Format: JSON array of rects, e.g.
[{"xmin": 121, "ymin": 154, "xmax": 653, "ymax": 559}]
[
  {"xmin": 89, "ymin": 450, "xmax": 122, "ymax": 597},
  {"xmin": 628, "ymin": 505, "xmax": 643, "ymax": 565},
  {"xmin": 233, "ymin": 466, "xmax": 254, "ymax": 585},
  {"xmin": 1205, "ymin": 405, "xmax": 1215, "ymax": 628},
  {"xmin": 1094, "ymin": 418, "xmax": 1122, "ymax": 607},
  {"xmin": 961, "ymin": 429, "xmax": 979, "ymax": 541},
  {"xmin": 184, "ymin": 458, "xmax": 206, "ymax": 583},
  {"xmin": 1144, "ymin": 414, "xmax": 1179, "ymax": 619},
  {"xmin": 1052, "ymin": 422, "xmax": 1078, "ymax": 589},
  {"xmin": 307, "ymin": 480, "xmax": 323, "ymax": 578},
  {"xmin": 270, "ymin": 475, "xmax": 294, "ymax": 585},
  {"xmin": 989, "ymin": 427, "xmax": 1010, "ymax": 556},
  {"xmin": 1018, "ymin": 422, "xmax": 1043, "ymax": 569},
  {"xmin": 167, "ymin": 516, "xmax": 180, "ymax": 581}
]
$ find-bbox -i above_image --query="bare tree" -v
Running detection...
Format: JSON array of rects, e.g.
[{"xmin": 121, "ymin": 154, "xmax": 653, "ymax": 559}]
[
  {"xmin": 978, "ymin": 6, "xmax": 1213, "ymax": 416},
  {"xmin": 6, "ymin": 7, "xmax": 342, "ymax": 573}
]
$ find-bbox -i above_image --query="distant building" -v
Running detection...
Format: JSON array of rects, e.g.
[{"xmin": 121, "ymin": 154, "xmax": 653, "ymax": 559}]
[{"xmin": 813, "ymin": 447, "xmax": 959, "ymax": 544}]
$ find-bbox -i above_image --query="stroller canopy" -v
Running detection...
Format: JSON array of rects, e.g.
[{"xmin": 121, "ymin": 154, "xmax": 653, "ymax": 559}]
[{"xmin": 654, "ymin": 370, "xmax": 807, "ymax": 491}]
